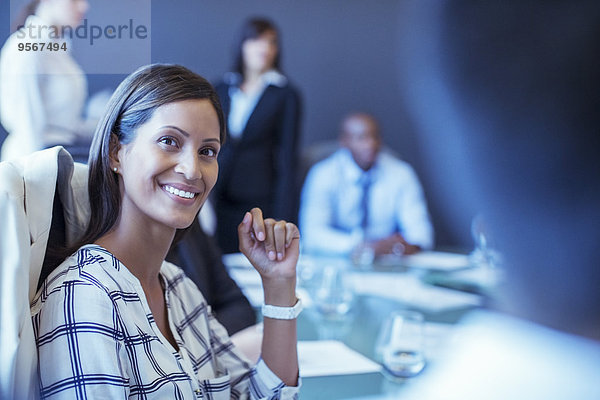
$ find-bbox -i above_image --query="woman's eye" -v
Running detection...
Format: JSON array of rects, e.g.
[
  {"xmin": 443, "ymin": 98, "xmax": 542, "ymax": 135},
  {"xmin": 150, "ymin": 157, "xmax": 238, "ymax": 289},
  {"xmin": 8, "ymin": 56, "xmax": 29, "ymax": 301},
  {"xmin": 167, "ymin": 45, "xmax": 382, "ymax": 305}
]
[
  {"xmin": 159, "ymin": 136, "xmax": 178, "ymax": 147},
  {"xmin": 200, "ymin": 147, "xmax": 217, "ymax": 157}
]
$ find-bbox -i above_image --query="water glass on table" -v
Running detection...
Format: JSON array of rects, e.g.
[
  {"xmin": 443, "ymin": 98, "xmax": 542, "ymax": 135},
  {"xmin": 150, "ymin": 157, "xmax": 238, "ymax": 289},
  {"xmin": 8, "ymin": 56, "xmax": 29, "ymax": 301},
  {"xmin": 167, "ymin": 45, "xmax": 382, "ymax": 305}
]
[
  {"xmin": 314, "ymin": 265, "xmax": 355, "ymax": 320},
  {"xmin": 351, "ymin": 241, "xmax": 375, "ymax": 269},
  {"xmin": 376, "ymin": 310, "xmax": 426, "ymax": 379}
]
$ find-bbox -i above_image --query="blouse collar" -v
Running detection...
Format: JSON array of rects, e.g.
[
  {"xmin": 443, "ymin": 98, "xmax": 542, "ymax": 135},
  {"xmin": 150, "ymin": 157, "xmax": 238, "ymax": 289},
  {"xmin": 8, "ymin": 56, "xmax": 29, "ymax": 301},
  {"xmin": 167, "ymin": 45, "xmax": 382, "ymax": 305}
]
[
  {"xmin": 339, "ymin": 148, "xmax": 381, "ymax": 184},
  {"xmin": 223, "ymin": 69, "xmax": 288, "ymax": 88}
]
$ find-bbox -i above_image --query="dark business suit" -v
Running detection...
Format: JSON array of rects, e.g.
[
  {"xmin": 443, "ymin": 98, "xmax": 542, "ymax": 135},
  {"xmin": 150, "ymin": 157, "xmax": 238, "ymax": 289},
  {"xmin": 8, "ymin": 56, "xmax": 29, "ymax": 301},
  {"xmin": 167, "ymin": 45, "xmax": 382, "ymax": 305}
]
[
  {"xmin": 166, "ymin": 219, "xmax": 256, "ymax": 335},
  {"xmin": 213, "ymin": 76, "xmax": 302, "ymax": 254}
]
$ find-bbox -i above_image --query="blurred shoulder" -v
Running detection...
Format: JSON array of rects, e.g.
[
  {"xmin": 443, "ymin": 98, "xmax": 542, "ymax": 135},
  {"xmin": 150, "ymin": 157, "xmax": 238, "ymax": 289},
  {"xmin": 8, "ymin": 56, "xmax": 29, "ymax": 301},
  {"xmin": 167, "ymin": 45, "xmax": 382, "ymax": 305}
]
[
  {"xmin": 310, "ymin": 148, "xmax": 346, "ymax": 173},
  {"xmin": 378, "ymin": 151, "xmax": 416, "ymax": 174},
  {"xmin": 272, "ymin": 73, "xmax": 301, "ymax": 101},
  {"xmin": 0, "ymin": 30, "xmax": 41, "ymax": 70}
]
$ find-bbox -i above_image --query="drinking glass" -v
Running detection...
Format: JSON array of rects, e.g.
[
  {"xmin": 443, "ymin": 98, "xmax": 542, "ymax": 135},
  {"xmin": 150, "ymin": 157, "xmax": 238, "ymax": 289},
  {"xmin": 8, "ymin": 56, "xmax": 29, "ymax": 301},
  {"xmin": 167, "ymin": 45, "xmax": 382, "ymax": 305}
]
[
  {"xmin": 351, "ymin": 241, "xmax": 375, "ymax": 269},
  {"xmin": 376, "ymin": 310, "xmax": 425, "ymax": 379},
  {"xmin": 314, "ymin": 265, "xmax": 354, "ymax": 320},
  {"xmin": 470, "ymin": 213, "xmax": 503, "ymax": 287},
  {"xmin": 470, "ymin": 213, "xmax": 503, "ymax": 268}
]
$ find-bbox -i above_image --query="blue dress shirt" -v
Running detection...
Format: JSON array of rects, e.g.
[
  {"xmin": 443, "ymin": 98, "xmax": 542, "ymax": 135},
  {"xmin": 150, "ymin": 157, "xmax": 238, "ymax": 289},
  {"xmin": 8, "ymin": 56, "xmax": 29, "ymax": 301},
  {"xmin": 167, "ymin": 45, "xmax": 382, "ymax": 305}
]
[{"xmin": 299, "ymin": 148, "xmax": 434, "ymax": 255}]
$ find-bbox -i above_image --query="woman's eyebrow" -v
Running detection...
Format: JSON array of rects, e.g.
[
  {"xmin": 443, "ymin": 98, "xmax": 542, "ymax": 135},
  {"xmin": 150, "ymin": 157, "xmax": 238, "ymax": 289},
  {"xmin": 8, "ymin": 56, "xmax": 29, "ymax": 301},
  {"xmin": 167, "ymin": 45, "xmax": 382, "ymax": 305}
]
[
  {"xmin": 160, "ymin": 125, "xmax": 220, "ymax": 143},
  {"xmin": 160, "ymin": 125, "xmax": 189, "ymax": 137}
]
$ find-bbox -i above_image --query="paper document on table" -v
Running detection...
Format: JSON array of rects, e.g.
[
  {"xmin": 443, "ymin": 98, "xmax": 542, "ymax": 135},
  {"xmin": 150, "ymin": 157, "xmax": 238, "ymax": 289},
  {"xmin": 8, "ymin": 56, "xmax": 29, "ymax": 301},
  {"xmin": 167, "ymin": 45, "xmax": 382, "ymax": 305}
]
[
  {"xmin": 222, "ymin": 252, "xmax": 253, "ymax": 269},
  {"xmin": 400, "ymin": 251, "xmax": 472, "ymax": 271},
  {"xmin": 446, "ymin": 266, "xmax": 502, "ymax": 288},
  {"xmin": 298, "ymin": 340, "xmax": 382, "ymax": 377},
  {"xmin": 227, "ymin": 267, "xmax": 261, "ymax": 287},
  {"xmin": 239, "ymin": 286, "xmax": 264, "ymax": 308},
  {"xmin": 350, "ymin": 273, "xmax": 481, "ymax": 312},
  {"xmin": 225, "ymin": 267, "xmax": 263, "ymax": 307}
]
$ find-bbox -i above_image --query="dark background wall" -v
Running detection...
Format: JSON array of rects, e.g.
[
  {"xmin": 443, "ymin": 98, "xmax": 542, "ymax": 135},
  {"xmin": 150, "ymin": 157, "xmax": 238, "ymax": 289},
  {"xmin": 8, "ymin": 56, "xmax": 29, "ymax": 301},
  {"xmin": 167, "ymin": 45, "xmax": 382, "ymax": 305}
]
[{"xmin": 0, "ymin": 0, "xmax": 473, "ymax": 250}]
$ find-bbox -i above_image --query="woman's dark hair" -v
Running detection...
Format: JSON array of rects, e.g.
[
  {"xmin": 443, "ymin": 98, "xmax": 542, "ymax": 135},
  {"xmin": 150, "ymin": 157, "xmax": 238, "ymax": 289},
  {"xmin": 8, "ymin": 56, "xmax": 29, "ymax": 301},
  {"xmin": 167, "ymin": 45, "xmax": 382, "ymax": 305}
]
[
  {"xmin": 11, "ymin": 0, "xmax": 40, "ymax": 32},
  {"xmin": 79, "ymin": 63, "xmax": 226, "ymax": 249},
  {"xmin": 233, "ymin": 17, "xmax": 281, "ymax": 78}
]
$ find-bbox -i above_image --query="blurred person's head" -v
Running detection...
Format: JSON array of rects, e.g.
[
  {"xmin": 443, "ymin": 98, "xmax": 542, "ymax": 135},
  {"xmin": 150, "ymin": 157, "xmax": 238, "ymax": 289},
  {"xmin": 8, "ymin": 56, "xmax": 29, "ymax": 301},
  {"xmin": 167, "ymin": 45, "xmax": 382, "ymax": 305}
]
[
  {"xmin": 402, "ymin": 2, "xmax": 600, "ymax": 340},
  {"xmin": 234, "ymin": 17, "xmax": 281, "ymax": 79},
  {"xmin": 340, "ymin": 113, "xmax": 381, "ymax": 171},
  {"xmin": 35, "ymin": 0, "xmax": 89, "ymax": 29}
]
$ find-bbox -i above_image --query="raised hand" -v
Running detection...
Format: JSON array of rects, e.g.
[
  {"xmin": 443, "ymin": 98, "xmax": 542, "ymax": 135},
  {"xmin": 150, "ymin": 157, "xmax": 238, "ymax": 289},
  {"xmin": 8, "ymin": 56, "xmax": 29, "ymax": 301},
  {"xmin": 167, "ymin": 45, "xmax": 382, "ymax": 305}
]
[
  {"xmin": 239, "ymin": 209, "xmax": 300, "ymax": 385},
  {"xmin": 237, "ymin": 208, "xmax": 300, "ymax": 283}
]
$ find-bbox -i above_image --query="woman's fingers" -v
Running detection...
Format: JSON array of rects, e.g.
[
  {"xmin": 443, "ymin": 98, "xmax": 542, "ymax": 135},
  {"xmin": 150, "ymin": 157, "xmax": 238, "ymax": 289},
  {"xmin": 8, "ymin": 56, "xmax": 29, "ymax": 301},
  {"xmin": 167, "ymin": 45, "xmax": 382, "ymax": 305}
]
[
  {"xmin": 250, "ymin": 208, "xmax": 265, "ymax": 241},
  {"xmin": 237, "ymin": 211, "xmax": 254, "ymax": 253},
  {"xmin": 263, "ymin": 218, "xmax": 277, "ymax": 260},
  {"xmin": 239, "ymin": 207, "xmax": 299, "ymax": 261},
  {"xmin": 285, "ymin": 222, "xmax": 300, "ymax": 249},
  {"xmin": 273, "ymin": 220, "xmax": 287, "ymax": 260}
]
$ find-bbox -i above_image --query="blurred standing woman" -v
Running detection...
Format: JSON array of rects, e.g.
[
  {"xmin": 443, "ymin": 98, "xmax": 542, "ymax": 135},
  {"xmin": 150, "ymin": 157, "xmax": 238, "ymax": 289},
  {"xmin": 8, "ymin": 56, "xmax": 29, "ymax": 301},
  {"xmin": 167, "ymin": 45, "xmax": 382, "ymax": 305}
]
[
  {"xmin": 0, "ymin": 0, "xmax": 97, "ymax": 161},
  {"xmin": 213, "ymin": 17, "xmax": 302, "ymax": 254}
]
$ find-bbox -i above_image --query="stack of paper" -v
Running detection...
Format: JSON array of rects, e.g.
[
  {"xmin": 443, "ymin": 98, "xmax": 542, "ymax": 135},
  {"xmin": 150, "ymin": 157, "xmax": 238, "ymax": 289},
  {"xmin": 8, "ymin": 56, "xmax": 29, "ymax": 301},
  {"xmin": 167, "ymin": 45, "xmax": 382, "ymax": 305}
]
[
  {"xmin": 298, "ymin": 340, "xmax": 382, "ymax": 377},
  {"xmin": 399, "ymin": 251, "xmax": 472, "ymax": 271},
  {"xmin": 350, "ymin": 272, "xmax": 481, "ymax": 312},
  {"xmin": 222, "ymin": 252, "xmax": 253, "ymax": 269}
]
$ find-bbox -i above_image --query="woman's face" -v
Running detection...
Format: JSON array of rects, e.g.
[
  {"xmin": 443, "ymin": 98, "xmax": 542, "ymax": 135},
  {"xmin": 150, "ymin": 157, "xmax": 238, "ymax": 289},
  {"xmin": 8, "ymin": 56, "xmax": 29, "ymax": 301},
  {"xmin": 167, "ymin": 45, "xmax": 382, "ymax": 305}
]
[
  {"xmin": 45, "ymin": 0, "xmax": 89, "ymax": 28},
  {"xmin": 242, "ymin": 30, "xmax": 278, "ymax": 74},
  {"xmin": 114, "ymin": 99, "xmax": 221, "ymax": 232}
]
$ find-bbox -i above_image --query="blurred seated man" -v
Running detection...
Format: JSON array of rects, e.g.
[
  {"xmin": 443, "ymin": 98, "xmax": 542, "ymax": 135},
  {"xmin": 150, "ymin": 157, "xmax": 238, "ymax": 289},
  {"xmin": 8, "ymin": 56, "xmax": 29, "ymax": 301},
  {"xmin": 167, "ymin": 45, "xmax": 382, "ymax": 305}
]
[{"xmin": 299, "ymin": 113, "xmax": 433, "ymax": 257}]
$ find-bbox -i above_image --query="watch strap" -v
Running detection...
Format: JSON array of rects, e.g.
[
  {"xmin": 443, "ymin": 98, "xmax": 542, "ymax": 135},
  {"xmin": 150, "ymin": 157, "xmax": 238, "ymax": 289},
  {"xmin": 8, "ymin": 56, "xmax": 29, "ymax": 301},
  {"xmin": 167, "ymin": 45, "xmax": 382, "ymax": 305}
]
[{"xmin": 262, "ymin": 298, "xmax": 303, "ymax": 320}]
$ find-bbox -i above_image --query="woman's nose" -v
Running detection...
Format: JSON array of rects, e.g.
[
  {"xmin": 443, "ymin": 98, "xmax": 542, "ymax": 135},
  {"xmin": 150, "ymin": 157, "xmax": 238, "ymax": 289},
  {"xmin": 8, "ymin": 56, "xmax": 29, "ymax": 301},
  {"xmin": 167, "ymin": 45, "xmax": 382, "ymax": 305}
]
[{"xmin": 174, "ymin": 153, "xmax": 201, "ymax": 181}]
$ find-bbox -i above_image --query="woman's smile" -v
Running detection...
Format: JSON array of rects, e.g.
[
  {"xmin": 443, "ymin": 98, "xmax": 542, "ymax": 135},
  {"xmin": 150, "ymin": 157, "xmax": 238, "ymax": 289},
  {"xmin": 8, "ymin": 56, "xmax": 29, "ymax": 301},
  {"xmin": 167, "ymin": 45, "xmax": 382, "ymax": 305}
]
[{"xmin": 162, "ymin": 184, "xmax": 199, "ymax": 200}]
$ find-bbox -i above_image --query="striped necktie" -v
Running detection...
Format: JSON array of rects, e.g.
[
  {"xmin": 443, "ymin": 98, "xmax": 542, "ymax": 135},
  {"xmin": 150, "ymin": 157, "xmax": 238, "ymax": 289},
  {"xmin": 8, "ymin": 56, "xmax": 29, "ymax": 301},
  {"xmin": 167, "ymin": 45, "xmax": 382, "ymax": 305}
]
[{"xmin": 360, "ymin": 171, "xmax": 371, "ymax": 235}]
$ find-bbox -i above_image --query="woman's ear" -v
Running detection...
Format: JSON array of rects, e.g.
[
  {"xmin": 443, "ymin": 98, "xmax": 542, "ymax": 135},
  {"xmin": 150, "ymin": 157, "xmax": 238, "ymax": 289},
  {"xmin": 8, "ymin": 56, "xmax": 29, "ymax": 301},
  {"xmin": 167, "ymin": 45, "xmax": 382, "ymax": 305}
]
[{"xmin": 109, "ymin": 133, "xmax": 121, "ymax": 172}]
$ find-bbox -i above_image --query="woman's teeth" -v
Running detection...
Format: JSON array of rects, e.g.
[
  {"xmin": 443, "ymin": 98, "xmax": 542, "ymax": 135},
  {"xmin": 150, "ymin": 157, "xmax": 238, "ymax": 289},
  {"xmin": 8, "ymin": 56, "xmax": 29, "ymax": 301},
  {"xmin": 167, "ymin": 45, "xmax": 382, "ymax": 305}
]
[{"xmin": 163, "ymin": 185, "xmax": 196, "ymax": 199}]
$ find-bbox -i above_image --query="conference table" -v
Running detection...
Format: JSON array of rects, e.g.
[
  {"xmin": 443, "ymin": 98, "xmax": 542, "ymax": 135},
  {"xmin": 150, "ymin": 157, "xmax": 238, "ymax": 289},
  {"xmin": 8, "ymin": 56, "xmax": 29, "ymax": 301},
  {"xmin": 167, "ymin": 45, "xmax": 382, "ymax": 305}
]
[{"xmin": 224, "ymin": 251, "xmax": 499, "ymax": 400}]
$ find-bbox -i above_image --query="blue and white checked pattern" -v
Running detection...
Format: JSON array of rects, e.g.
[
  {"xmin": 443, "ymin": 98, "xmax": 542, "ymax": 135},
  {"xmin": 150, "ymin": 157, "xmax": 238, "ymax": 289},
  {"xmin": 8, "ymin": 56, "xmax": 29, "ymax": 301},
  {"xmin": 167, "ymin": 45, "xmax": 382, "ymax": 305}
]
[{"xmin": 31, "ymin": 244, "xmax": 299, "ymax": 399}]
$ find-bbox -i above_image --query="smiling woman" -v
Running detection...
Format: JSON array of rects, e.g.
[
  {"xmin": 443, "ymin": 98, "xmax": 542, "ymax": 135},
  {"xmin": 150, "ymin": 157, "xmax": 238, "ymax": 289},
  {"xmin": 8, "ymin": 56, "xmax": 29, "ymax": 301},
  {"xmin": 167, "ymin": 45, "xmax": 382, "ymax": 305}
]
[
  {"xmin": 30, "ymin": 64, "xmax": 301, "ymax": 399},
  {"xmin": 111, "ymin": 99, "xmax": 220, "ymax": 232}
]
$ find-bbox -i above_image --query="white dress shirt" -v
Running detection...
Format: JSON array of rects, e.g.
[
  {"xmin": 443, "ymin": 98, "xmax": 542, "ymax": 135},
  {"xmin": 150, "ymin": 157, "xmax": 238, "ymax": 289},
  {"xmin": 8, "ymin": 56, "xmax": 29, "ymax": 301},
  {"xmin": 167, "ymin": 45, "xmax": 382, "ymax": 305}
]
[
  {"xmin": 0, "ymin": 15, "xmax": 95, "ymax": 161},
  {"xmin": 300, "ymin": 148, "xmax": 434, "ymax": 255}
]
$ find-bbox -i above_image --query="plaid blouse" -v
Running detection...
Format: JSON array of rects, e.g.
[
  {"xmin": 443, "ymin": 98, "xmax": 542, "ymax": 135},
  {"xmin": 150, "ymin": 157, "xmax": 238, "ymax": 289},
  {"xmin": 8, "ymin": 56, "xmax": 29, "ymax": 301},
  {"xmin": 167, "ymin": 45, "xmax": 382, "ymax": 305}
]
[{"xmin": 31, "ymin": 245, "xmax": 299, "ymax": 399}]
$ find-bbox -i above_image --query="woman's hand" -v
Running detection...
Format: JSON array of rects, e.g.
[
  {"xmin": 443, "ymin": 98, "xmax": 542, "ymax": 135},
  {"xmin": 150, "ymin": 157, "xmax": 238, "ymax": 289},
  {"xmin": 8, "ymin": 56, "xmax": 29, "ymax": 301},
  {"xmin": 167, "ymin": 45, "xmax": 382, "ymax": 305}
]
[{"xmin": 238, "ymin": 208, "xmax": 300, "ymax": 305}]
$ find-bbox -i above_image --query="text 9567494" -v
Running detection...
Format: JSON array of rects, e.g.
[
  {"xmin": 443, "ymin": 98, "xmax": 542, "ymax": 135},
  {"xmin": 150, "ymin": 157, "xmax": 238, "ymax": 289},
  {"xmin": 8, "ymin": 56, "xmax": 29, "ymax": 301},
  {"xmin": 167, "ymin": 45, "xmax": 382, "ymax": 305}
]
[{"xmin": 17, "ymin": 42, "xmax": 67, "ymax": 52}]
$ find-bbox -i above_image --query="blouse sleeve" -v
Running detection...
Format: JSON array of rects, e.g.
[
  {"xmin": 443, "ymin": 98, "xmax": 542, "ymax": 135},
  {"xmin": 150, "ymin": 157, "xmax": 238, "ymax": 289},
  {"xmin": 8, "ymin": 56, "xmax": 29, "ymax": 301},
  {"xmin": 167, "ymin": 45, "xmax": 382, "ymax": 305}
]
[
  {"xmin": 32, "ymin": 278, "xmax": 129, "ymax": 399},
  {"xmin": 206, "ymin": 311, "xmax": 300, "ymax": 399}
]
